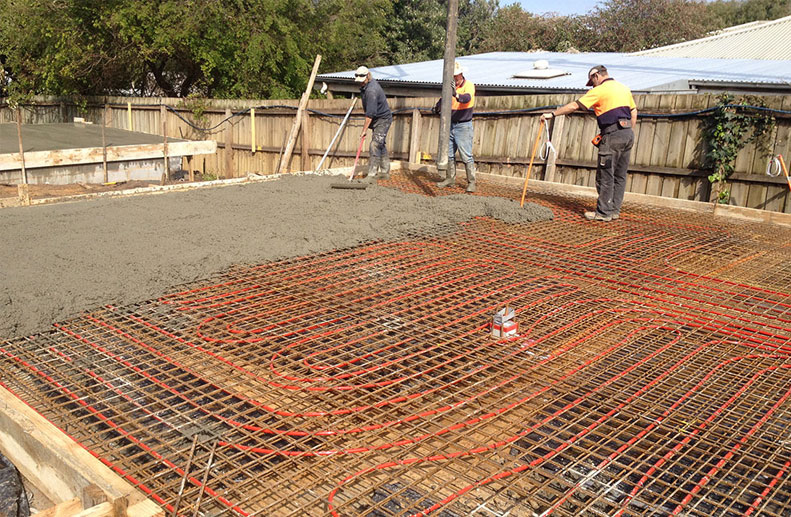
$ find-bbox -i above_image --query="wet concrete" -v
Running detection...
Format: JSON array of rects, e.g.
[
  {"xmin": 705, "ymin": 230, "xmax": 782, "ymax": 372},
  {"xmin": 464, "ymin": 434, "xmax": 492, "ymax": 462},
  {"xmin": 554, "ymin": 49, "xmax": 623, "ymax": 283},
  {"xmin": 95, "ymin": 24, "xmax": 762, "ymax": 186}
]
[{"xmin": 0, "ymin": 174, "xmax": 552, "ymax": 340}]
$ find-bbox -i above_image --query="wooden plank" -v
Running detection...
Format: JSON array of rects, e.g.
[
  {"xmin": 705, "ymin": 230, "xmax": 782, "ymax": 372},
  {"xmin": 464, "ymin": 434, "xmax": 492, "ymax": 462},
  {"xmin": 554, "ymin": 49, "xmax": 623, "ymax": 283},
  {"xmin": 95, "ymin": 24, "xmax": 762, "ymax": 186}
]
[
  {"xmin": 278, "ymin": 54, "xmax": 321, "ymax": 173},
  {"xmin": 0, "ymin": 141, "xmax": 217, "ymax": 171},
  {"xmin": 16, "ymin": 108, "xmax": 27, "ymax": 183},
  {"xmin": 729, "ymin": 180, "xmax": 748, "ymax": 207},
  {"xmin": 645, "ymin": 172, "xmax": 663, "ymax": 197},
  {"xmin": 300, "ymin": 111, "xmax": 311, "ymax": 172},
  {"xmin": 763, "ymin": 182, "xmax": 786, "ymax": 211},
  {"xmin": 409, "ymin": 109, "xmax": 422, "ymax": 163},
  {"xmin": 746, "ymin": 182, "xmax": 767, "ymax": 209},
  {"xmin": 224, "ymin": 108, "xmax": 233, "ymax": 179},
  {"xmin": 34, "ymin": 498, "xmax": 82, "ymax": 517},
  {"xmin": 677, "ymin": 176, "xmax": 696, "ymax": 200},
  {"xmin": 160, "ymin": 105, "xmax": 168, "ymax": 185},
  {"xmin": 0, "ymin": 386, "xmax": 149, "ymax": 509},
  {"xmin": 660, "ymin": 175, "xmax": 679, "ymax": 199},
  {"xmin": 631, "ymin": 172, "xmax": 648, "ymax": 194},
  {"xmin": 580, "ymin": 116, "xmax": 597, "ymax": 163},
  {"xmin": 653, "ymin": 95, "xmax": 677, "ymax": 196},
  {"xmin": 564, "ymin": 115, "xmax": 584, "ymax": 164},
  {"xmin": 633, "ymin": 117, "xmax": 656, "ymax": 167},
  {"xmin": 665, "ymin": 98, "xmax": 692, "ymax": 169}
]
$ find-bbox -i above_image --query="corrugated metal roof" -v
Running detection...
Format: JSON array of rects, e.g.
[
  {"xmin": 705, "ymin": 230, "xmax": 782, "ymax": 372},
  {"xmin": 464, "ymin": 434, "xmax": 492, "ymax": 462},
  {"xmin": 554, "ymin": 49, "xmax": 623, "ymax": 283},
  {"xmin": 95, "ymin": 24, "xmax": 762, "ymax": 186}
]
[
  {"xmin": 318, "ymin": 52, "xmax": 791, "ymax": 93},
  {"xmin": 632, "ymin": 15, "xmax": 791, "ymax": 60}
]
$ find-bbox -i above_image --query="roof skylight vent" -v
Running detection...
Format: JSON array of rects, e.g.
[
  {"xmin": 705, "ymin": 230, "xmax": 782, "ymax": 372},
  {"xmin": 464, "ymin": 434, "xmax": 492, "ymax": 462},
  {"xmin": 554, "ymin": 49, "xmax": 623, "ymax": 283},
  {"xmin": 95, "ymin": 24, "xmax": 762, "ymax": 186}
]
[{"xmin": 512, "ymin": 60, "xmax": 569, "ymax": 79}]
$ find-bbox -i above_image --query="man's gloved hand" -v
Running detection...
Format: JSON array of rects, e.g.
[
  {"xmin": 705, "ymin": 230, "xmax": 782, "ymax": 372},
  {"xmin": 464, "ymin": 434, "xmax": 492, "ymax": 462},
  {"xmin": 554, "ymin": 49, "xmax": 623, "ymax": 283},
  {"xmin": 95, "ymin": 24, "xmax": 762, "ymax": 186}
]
[{"xmin": 540, "ymin": 112, "xmax": 554, "ymax": 123}]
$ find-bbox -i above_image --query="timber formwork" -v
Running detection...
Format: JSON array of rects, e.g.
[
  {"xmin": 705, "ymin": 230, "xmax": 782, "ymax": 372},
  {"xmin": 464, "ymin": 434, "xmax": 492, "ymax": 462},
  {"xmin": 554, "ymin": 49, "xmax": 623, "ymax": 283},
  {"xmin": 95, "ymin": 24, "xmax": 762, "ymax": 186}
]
[{"xmin": 1, "ymin": 172, "xmax": 790, "ymax": 516}]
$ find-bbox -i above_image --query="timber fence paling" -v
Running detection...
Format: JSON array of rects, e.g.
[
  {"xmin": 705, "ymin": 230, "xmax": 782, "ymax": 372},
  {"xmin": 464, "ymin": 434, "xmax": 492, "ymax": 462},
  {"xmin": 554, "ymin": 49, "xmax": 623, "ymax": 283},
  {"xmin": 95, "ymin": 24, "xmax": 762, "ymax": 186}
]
[{"xmin": 3, "ymin": 93, "xmax": 791, "ymax": 211}]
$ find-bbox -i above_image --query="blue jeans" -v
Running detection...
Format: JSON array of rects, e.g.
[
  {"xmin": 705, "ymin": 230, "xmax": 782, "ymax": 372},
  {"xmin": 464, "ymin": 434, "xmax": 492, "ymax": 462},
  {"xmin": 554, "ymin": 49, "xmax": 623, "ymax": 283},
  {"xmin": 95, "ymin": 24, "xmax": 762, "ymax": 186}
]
[{"xmin": 449, "ymin": 121, "xmax": 474, "ymax": 165}]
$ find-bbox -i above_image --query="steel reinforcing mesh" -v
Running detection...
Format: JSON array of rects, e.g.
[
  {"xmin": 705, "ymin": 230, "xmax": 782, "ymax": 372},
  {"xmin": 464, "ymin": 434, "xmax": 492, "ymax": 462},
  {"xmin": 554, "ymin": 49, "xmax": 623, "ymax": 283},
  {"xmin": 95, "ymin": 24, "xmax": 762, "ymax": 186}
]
[{"xmin": 1, "ymin": 174, "xmax": 790, "ymax": 516}]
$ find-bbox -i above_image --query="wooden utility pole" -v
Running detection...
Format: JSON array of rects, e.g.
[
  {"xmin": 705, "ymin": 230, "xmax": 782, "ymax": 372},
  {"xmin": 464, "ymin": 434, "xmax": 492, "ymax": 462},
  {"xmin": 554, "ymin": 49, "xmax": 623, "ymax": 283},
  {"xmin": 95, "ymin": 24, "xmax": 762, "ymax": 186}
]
[
  {"xmin": 436, "ymin": 0, "xmax": 459, "ymax": 171},
  {"xmin": 278, "ymin": 54, "xmax": 321, "ymax": 174}
]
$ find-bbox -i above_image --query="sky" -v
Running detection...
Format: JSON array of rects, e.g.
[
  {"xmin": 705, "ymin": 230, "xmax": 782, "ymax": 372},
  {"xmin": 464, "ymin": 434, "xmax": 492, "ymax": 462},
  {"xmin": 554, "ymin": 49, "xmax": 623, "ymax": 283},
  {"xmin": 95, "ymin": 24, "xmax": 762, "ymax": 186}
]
[{"xmin": 501, "ymin": 0, "xmax": 602, "ymax": 17}]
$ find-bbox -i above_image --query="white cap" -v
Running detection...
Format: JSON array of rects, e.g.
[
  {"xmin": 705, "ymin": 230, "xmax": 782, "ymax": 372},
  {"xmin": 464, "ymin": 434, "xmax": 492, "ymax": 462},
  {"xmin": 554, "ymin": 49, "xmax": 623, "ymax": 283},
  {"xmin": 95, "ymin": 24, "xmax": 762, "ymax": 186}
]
[
  {"xmin": 354, "ymin": 66, "xmax": 369, "ymax": 82},
  {"xmin": 454, "ymin": 61, "xmax": 465, "ymax": 76}
]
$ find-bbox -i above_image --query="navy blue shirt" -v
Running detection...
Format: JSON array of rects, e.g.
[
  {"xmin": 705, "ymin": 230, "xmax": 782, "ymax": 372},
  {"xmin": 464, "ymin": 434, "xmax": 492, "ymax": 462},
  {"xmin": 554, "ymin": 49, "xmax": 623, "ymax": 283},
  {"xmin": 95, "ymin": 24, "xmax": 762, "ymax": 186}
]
[{"xmin": 360, "ymin": 78, "xmax": 392, "ymax": 121}]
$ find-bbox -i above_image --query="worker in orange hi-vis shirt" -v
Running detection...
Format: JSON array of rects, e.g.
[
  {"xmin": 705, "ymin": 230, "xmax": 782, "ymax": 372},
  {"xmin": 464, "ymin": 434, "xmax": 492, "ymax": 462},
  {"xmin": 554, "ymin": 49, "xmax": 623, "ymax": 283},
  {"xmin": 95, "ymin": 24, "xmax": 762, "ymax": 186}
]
[
  {"xmin": 542, "ymin": 65, "xmax": 637, "ymax": 221},
  {"xmin": 433, "ymin": 61, "xmax": 477, "ymax": 193}
]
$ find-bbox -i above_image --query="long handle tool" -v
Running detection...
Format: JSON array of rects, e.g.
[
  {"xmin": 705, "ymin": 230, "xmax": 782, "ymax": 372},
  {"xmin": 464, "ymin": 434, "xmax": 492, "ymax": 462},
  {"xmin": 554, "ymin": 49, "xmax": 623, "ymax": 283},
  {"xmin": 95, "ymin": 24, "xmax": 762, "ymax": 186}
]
[
  {"xmin": 521, "ymin": 118, "xmax": 545, "ymax": 207},
  {"xmin": 330, "ymin": 134, "xmax": 368, "ymax": 190},
  {"xmin": 315, "ymin": 97, "xmax": 357, "ymax": 171},
  {"xmin": 349, "ymin": 134, "xmax": 366, "ymax": 181}
]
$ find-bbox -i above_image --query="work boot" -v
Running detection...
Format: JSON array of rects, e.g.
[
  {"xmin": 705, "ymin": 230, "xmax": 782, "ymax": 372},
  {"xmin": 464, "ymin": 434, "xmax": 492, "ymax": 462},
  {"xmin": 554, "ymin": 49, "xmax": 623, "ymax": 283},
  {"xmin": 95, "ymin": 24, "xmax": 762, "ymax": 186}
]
[
  {"xmin": 437, "ymin": 160, "xmax": 456, "ymax": 188},
  {"xmin": 365, "ymin": 157, "xmax": 379, "ymax": 183},
  {"xmin": 584, "ymin": 211, "xmax": 612, "ymax": 222},
  {"xmin": 464, "ymin": 162, "xmax": 476, "ymax": 192},
  {"xmin": 379, "ymin": 155, "xmax": 391, "ymax": 180}
]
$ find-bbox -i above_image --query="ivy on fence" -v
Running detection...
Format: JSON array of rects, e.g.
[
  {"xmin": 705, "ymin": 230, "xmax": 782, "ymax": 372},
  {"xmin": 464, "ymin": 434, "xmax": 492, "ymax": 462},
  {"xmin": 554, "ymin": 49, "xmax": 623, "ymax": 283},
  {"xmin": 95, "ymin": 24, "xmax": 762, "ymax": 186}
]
[{"xmin": 702, "ymin": 94, "xmax": 776, "ymax": 204}]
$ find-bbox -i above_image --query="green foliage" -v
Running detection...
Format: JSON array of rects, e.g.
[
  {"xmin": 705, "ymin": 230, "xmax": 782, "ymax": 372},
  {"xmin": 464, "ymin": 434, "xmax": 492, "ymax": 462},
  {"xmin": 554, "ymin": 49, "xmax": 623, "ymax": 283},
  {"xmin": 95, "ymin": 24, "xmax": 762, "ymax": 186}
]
[
  {"xmin": 178, "ymin": 95, "xmax": 211, "ymax": 130},
  {"xmin": 313, "ymin": 0, "xmax": 392, "ymax": 72},
  {"xmin": 579, "ymin": 0, "xmax": 717, "ymax": 52},
  {"xmin": 477, "ymin": 0, "xmax": 718, "ymax": 53},
  {"xmin": 0, "ymin": 0, "xmax": 315, "ymax": 99},
  {"xmin": 2, "ymin": 0, "xmax": 788, "ymax": 101},
  {"xmin": 702, "ymin": 94, "xmax": 776, "ymax": 204},
  {"xmin": 477, "ymin": 6, "xmax": 586, "ymax": 52},
  {"xmin": 706, "ymin": 0, "xmax": 791, "ymax": 28}
]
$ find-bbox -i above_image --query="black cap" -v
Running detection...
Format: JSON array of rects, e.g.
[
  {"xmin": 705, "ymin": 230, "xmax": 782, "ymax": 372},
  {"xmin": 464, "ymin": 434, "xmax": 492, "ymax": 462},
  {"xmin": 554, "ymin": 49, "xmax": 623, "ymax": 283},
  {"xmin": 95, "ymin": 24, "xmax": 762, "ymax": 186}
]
[{"xmin": 586, "ymin": 65, "xmax": 607, "ymax": 86}]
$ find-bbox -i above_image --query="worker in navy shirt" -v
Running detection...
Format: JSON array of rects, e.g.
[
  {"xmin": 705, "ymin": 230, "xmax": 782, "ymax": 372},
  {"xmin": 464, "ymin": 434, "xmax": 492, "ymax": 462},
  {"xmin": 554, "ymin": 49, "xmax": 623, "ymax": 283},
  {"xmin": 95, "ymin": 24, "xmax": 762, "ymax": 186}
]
[
  {"xmin": 543, "ymin": 65, "xmax": 637, "ymax": 221},
  {"xmin": 355, "ymin": 66, "xmax": 393, "ymax": 182}
]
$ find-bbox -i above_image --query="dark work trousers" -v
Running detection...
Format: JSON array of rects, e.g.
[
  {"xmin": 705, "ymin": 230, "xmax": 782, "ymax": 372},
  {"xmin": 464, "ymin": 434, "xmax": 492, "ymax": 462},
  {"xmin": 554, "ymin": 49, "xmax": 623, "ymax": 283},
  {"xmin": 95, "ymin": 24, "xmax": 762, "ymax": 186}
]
[
  {"xmin": 595, "ymin": 128, "xmax": 634, "ymax": 217},
  {"xmin": 368, "ymin": 115, "xmax": 392, "ymax": 176}
]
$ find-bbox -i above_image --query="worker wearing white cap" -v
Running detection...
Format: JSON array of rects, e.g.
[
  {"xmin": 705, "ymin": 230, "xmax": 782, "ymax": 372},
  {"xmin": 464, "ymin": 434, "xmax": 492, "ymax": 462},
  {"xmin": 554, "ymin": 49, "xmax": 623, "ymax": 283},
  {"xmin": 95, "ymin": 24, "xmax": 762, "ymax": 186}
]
[
  {"xmin": 433, "ymin": 61, "xmax": 477, "ymax": 192},
  {"xmin": 354, "ymin": 65, "xmax": 392, "ymax": 182}
]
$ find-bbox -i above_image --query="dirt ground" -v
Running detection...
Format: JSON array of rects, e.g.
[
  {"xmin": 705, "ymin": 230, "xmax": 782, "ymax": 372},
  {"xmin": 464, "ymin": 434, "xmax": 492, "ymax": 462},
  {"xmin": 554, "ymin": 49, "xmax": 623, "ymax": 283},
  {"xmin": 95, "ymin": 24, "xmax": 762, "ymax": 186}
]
[{"xmin": 0, "ymin": 174, "xmax": 552, "ymax": 340}]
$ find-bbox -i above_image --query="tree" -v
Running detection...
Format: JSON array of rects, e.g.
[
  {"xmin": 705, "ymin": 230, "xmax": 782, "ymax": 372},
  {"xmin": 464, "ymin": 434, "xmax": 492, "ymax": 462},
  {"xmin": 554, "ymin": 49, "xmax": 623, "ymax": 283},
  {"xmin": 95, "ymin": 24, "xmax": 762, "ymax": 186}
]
[
  {"xmin": 0, "ymin": 0, "xmax": 142, "ymax": 98},
  {"xmin": 386, "ymin": 0, "xmax": 448, "ymax": 63},
  {"xmin": 313, "ymin": 0, "xmax": 392, "ymax": 72},
  {"xmin": 457, "ymin": 0, "xmax": 499, "ymax": 54},
  {"xmin": 0, "ymin": 0, "xmax": 317, "ymax": 99},
  {"xmin": 579, "ymin": 0, "xmax": 718, "ymax": 52},
  {"xmin": 477, "ymin": 5, "xmax": 585, "ymax": 52},
  {"xmin": 706, "ymin": 0, "xmax": 791, "ymax": 28}
]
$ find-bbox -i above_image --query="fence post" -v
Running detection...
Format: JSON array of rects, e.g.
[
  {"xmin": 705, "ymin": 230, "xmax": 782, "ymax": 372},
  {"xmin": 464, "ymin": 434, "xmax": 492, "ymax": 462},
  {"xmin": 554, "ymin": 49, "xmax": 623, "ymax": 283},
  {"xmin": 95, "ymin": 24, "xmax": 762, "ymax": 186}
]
[
  {"xmin": 15, "ymin": 108, "xmax": 30, "ymax": 205},
  {"xmin": 102, "ymin": 104, "xmax": 109, "ymax": 183},
  {"xmin": 160, "ymin": 104, "xmax": 168, "ymax": 185},
  {"xmin": 250, "ymin": 107, "xmax": 256, "ymax": 155},
  {"xmin": 301, "ymin": 111, "xmax": 311, "ymax": 172},
  {"xmin": 224, "ymin": 108, "xmax": 233, "ymax": 178},
  {"xmin": 409, "ymin": 109, "xmax": 422, "ymax": 164}
]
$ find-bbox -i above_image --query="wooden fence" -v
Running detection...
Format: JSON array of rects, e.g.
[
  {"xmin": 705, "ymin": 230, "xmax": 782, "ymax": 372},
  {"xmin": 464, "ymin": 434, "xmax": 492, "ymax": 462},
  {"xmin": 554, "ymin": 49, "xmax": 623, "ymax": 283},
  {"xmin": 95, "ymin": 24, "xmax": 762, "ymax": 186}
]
[{"xmin": 2, "ymin": 93, "xmax": 790, "ymax": 212}]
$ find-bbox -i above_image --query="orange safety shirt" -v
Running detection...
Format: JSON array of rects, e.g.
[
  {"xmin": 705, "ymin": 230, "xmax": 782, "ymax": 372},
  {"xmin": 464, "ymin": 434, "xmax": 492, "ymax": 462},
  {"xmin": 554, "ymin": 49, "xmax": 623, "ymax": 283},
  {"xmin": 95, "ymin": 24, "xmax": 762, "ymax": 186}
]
[
  {"xmin": 577, "ymin": 78, "xmax": 635, "ymax": 129},
  {"xmin": 451, "ymin": 79, "xmax": 475, "ymax": 123}
]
